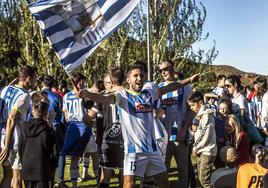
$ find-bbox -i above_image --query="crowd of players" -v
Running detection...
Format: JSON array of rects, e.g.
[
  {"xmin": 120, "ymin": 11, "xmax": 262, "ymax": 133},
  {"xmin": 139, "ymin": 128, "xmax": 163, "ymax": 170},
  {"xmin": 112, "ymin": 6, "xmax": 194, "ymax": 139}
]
[{"xmin": 0, "ymin": 60, "xmax": 268, "ymax": 188}]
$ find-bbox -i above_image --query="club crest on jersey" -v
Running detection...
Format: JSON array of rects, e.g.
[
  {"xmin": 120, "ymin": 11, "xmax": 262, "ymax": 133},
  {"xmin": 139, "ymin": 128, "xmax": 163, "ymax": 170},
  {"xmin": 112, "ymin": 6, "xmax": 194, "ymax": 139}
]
[
  {"xmin": 107, "ymin": 123, "xmax": 121, "ymax": 138},
  {"xmin": 135, "ymin": 103, "xmax": 153, "ymax": 113}
]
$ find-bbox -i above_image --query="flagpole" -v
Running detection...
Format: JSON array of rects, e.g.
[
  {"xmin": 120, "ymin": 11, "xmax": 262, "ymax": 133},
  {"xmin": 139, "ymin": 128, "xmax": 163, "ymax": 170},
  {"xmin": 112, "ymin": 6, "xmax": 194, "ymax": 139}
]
[{"xmin": 147, "ymin": 0, "xmax": 151, "ymax": 81}]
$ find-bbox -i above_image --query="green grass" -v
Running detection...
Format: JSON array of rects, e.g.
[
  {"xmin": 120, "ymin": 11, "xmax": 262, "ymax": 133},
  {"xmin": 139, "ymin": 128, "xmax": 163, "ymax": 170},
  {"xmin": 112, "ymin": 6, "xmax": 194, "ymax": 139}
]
[{"xmin": 0, "ymin": 157, "xmax": 194, "ymax": 187}]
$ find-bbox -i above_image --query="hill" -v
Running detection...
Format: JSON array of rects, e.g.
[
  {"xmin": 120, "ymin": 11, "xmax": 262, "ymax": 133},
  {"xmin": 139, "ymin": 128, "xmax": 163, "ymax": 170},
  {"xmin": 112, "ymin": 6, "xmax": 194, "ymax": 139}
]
[{"xmin": 210, "ymin": 64, "xmax": 268, "ymax": 86}]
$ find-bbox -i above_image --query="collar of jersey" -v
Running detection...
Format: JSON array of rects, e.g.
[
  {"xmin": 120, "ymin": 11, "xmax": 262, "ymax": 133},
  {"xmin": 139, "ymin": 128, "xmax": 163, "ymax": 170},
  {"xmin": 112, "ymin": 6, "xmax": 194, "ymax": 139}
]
[
  {"xmin": 126, "ymin": 89, "xmax": 141, "ymax": 95},
  {"xmin": 15, "ymin": 84, "xmax": 27, "ymax": 91}
]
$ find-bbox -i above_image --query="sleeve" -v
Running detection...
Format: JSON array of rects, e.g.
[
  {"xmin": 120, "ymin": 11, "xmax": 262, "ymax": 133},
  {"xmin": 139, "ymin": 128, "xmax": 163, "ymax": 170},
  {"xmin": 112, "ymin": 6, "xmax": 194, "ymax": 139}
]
[
  {"xmin": 13, "ymin": 93, "xmax": 30, "ymax": 114},
  {"xmin": 142, "ymin": 82, "xmax": 159, "ymax": 102},
  {"xmin": 184, "ymin": 84, "xmax": 192, "ymax": 99},
  {"xmin": 193, "ymin": 114, "xmax": 214, "ymax": 152},
  {"xmin": 262, "ymin": 93, "xmax": 268, "ymax": 128},
  {"xmin": 62, "ymin": 95, "xmax": 67, "ymax": 112},
  {"xmin": 238, "ymin": 96, "xmax": 248, "ymax": 110}
]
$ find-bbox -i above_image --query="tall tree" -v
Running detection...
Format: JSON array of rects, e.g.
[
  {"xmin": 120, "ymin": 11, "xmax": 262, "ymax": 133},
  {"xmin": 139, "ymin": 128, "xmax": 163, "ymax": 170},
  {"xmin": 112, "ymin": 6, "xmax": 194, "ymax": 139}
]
[{"xmin": 0, "ymin": 0, "xmax": 218, "ymax": 91}]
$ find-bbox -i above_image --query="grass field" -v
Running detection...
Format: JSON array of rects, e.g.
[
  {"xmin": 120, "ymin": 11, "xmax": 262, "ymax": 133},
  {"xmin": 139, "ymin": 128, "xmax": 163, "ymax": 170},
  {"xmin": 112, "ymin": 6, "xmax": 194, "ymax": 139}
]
[{"xmin": 0, "ymin": 157, "xmax": 197, "ymax": 187}]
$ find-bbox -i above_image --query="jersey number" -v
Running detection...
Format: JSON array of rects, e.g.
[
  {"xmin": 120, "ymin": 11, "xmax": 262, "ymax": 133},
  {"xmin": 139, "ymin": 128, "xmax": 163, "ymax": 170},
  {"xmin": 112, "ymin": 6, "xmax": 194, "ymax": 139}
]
[
  {"xmin": 130, "ymin": 161, "xmax": 136, "ymax": 171},
  {"xmin": 67, "ymin": 99, "xmax": 80, "ymax": 116}
]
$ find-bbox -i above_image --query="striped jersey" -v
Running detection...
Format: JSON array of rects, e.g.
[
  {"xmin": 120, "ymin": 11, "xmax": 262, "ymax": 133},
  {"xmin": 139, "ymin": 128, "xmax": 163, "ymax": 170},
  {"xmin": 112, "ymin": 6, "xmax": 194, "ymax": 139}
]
[
  {"xmin": 42, "ymin": 88, "xmax": 63, "ymax": 126},
  {"xmin": 0, "ymin": 85, "xmax": 31, "ymax": 149},
  {"xmin": 63, "ymin": 90, "xmax": 87, "ymax": 123},
  {"xmin": 115, "ymin": 88, "xmax": 158, "ymax": 154},
  {"xmin": 158, "ymin": 82, "xmax": 191, "ymax": 141},
  {"xmin": 143, "ymin": 81, "xmax": 166, "ymax": 140}
]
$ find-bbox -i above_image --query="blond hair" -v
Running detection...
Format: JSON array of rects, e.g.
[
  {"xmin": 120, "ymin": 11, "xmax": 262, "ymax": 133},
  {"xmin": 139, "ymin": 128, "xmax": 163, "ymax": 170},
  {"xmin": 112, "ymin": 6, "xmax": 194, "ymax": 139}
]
[{"xmin": 225, "ymin": 114, "xmax": 242, "ymax": 149}]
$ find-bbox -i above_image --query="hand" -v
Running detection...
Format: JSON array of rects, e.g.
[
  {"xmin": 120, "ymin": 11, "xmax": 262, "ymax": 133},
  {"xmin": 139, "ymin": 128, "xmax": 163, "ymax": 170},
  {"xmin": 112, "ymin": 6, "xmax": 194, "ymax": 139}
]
[
  {"xmin": 0, "ymin": 147, "xmax": 9, "ymax": 163},
  {"xmin": 255, "ymin": 150, "xmax": 262, "ymax": 163},
  {"xmin": 82, "ymin": 114, "xmax": 93, "ymax": 126},
  {"xmin": 191, "ymin": 125, "xmax": 198, "ymax": 132},
  {"xmin": 190, "ymin": 73, "xmax": 200, "ymax": 83}
]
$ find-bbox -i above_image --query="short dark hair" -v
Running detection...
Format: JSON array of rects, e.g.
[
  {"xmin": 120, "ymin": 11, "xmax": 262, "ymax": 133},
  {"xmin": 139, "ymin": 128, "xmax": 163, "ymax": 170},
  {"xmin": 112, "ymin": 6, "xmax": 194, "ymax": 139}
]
[
  {"xmin": 226, "ymin": 75, "xmax": 241, "ymax": 89},
  {"xmin": 125, "ymin": 63, "xmax": 144, "ymax": 78},
  {"xmin": 42, "ymin": 75, "xmax": 55, "ymax": 88},
  {"xmin": 109, "ymin": 66, "xmax": 124, "ymax": 85},
  {"xmin": 95, "ymin": 80, "xmax": 105, "ymax": 92},
  {"xmin": 217, "ymin": 75, "xmax": 226, "ymax": 81},
  {"xmin": 188, "ymin": 91, "xmax": 204, "ymax": 103},
  {"xmin": 18, "ymin": 65, "xmax": 37, "ymax": 81},
  {"xmin": 59, "ymin": 80, "xmax": 68, "ymax": 88},
  {"xmin": 133, "ymin": 61, "xmax": 148, "ymax": 74},
  {"xmin": 31, "ymin": 91, "xmax": 49, "ymax": 118},
  {"xmin": 72, "ymin": 73, "xmax": 87, "ymax": 85}
]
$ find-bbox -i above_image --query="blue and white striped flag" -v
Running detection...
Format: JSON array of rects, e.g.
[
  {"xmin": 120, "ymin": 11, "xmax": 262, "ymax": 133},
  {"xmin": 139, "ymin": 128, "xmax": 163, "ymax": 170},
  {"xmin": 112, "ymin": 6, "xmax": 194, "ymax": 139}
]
[{"xmin": 29, "ymin": 0, "xmax": 140, "ymax": 72}]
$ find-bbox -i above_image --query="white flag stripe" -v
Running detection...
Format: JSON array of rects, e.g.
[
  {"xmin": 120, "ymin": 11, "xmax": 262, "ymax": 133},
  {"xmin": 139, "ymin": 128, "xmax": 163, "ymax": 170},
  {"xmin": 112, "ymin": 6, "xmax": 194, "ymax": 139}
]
[
  {"xmin": 48, "ymin": 28, "xmax": 73, "ymax": 44},
  {"xmin": 40, "ymin": 15, "xmax": 64, "ymax": 30},
  {"xmin": 63, "ymin": 44, "xmax": 100, "ymax": 71},
  {"xmin": 29, "ymin": 0, "xmax": 140, "ymax": 72}
]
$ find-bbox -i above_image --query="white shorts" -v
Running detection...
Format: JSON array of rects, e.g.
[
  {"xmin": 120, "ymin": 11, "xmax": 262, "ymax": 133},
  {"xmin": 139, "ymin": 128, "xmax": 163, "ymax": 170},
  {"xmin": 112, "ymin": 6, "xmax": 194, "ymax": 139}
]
[
  {"xmin": 84, "ymin": 134, "xmax": 98, "ymax": 153},
  {"xmin": 2, "ymin": 149, "xmax": 22, "ymax": 170},
  {"xmin": 123, "ymin": 151, "xmax": 166, "ymax": 178}
]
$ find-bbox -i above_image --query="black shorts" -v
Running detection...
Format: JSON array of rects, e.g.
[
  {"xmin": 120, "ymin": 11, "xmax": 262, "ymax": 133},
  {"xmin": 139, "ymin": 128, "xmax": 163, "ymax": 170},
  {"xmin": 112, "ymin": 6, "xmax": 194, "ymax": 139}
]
[{"xmin": 99, "ymin": 147, "xmax": 124, "ymax": 169}]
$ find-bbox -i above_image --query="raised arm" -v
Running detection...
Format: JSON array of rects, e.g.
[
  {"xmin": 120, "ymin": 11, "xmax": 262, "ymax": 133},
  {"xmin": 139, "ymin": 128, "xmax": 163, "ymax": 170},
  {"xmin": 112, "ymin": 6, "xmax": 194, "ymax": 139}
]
[
  {"xmin": 78, "ymin": 89, "xmax": 116, "ymax": 104},
  {"xmin": 158, "ymin": 73, "xmax": 199, "ymax": 97}
]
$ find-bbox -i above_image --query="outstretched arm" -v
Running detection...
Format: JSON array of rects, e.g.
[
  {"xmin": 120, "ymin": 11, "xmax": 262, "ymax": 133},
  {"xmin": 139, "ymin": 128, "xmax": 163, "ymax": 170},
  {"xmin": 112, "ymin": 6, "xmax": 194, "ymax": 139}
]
[
  {"xmin": 78, "ymin": 89, "xmax": 116, "ymax": 104},
  {"xmin": 158, "ymin": 73, "xmax": 199, "ymax": 97}
]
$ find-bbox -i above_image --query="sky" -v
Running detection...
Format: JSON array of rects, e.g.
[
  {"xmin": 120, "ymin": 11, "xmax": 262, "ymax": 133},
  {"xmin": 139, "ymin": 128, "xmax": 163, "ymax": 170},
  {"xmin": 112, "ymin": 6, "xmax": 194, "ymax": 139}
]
[{"xmin": 193, "ymin": 0, "xmax": 268, "ymax": 75}]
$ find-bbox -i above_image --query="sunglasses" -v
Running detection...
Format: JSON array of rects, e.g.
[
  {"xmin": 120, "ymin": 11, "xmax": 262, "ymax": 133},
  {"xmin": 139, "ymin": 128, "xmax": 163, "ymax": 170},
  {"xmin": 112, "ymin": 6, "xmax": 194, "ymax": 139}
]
[
  {"xmin": 158, "ymin": 66, "xmax": 171, "ymax": 73},
  {"xmin": 225, "ymin": 84, "xmax": 233, "ymax": 88}
]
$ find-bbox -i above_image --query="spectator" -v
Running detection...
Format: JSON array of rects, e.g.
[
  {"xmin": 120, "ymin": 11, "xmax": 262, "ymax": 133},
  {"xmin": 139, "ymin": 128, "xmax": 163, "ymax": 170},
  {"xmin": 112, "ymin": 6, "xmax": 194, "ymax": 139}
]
[
  {"xmin": 236, "ymin": 144, "xmax": 268, "ymax": 188},
  {"xmin": 188, "ymin": 91, "xmax": 217, "ymax": 188},
  {"xmin": 21, "ymin": 91, "xmax": 57, "ymax": 188},
  {"xmin": 213, "ymin": 75, "xmax": 227, "ymax": 98},
  {"xmin": 225, "ymin": 114, "xmax": 250, "ymax": 166},
  {"xmin": 158, "ymin": 60, "xmax": 192, "ymax": 188},
  {"xmin": 211, "ymin": 146, "xmax": 238, "ymax": 188}
]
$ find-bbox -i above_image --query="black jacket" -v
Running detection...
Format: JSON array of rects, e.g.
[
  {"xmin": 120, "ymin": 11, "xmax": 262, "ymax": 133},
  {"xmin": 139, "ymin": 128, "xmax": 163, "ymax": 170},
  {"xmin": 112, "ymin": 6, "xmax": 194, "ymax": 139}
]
[{"xmin": 21, "ymin": 118, "xmax": 58, "ymax": 181}]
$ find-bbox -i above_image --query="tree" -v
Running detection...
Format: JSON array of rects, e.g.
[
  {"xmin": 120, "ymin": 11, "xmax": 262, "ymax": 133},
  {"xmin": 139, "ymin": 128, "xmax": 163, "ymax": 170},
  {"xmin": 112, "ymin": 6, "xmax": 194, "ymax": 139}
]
[{"xmin": 0, "ymin": 0, "xmax": 218, "ymax": 91}]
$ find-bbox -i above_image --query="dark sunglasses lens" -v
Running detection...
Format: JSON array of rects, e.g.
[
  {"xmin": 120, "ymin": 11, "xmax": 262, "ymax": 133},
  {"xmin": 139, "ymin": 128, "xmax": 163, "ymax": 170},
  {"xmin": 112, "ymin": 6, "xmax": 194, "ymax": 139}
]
[{"xmin": 159, "ymin": 67, "xmax": 169, "ymax": 73}]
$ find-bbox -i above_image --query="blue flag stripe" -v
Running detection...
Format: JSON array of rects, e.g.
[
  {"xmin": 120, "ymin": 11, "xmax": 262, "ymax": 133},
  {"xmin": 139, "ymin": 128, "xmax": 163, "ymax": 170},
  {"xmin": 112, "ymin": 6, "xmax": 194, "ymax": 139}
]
[
  {"xmin": 83, "ymin": 34, "xmax": 92, "ymax": 45},
  {"xmin": 103, "ymin": 0, "xmax": 130, "ymax": 21},
  {"xmin": 29, "ymin": 0, "xmax": 140, "ymax": 72},
  {"xmin": 52, "ymin": 36, "xmax": 75, "ymax": 53},
  {"xmin": 97, "ymin": 0, "xmax": 106, "ymax": 8},
  {"xmin": 44, "ymin": 21, "xmax": 69, "ymax": 37},
  {"xmin": 95, "ymin": 28, "xmax": 103, "ymax": 38},
  {"xmin": 61, "ymin": 47, "xmax": 91, "ymax": 66},
  {"xmin": 33, "ymin": 11, "xmax": 54, "ymax": 21},
  {"xmin": 62, "ymin": 11, "xmax": 133, "ymax": 67},
  {"xmin": 31, "ymin": 0, "xmax": 54, "ymax": 6}
]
